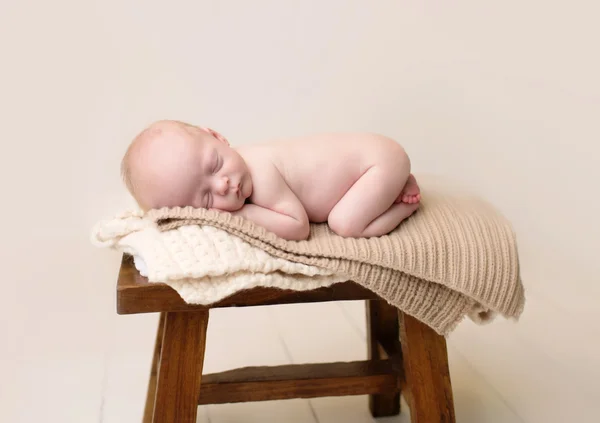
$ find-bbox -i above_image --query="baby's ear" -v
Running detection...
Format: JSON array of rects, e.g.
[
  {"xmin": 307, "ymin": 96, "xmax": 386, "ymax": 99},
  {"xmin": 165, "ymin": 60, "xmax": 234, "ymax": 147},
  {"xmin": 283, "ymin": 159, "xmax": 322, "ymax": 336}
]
[{"xmin": 200, "ymin": 127, "xmax": 230, "ymax": 145}]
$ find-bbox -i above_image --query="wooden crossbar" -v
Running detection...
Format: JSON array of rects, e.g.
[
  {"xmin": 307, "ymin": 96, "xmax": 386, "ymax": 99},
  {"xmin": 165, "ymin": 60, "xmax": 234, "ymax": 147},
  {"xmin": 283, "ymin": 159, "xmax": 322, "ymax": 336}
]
[{"xmin": 198, "ymin": 360, "xmax": 403, "ymax": 405}]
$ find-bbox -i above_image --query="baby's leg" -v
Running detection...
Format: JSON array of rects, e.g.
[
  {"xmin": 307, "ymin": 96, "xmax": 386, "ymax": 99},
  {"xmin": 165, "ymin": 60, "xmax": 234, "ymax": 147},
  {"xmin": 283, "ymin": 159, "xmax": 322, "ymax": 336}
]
[{"xmin": 328, "ymin": 162, "xmax": 419, "ymax": 238}]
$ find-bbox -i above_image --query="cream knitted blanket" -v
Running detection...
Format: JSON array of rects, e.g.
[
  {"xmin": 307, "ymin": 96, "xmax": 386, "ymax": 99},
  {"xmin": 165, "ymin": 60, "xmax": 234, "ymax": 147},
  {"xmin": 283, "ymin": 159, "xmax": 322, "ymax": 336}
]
[{"xmin": 92, "ymin": 177, "xmax": 524, "ymax": 335}]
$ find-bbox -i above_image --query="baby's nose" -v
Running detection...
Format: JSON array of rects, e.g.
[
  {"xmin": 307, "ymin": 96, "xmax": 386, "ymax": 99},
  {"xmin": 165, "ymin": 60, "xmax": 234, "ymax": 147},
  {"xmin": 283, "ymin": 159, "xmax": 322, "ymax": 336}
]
[{"xmin": 215, "ymin": 176, "xmax": 229, "ymax": 195}]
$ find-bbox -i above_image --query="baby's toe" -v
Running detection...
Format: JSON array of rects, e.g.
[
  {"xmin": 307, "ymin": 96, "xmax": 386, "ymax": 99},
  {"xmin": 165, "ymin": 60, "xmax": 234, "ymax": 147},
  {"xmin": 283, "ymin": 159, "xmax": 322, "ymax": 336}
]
[{"xmin": 403, "ymin": 194, "xmax": 421, "ymax": 204}]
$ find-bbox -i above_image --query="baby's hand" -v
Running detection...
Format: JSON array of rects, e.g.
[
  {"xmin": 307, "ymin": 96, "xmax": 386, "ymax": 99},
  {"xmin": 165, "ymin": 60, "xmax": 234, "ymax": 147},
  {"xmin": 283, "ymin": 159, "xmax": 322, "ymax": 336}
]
[{"xmin": 212, "ymin": 203, "xmax": 308, "ymax": 240}]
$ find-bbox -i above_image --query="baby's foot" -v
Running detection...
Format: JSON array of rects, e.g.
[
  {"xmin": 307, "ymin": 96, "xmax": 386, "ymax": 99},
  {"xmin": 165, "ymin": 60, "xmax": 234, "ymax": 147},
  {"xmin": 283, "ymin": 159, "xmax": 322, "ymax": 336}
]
[{"xmin": 398, "ymin": 174, "xmax": 421, "ymax": 204}]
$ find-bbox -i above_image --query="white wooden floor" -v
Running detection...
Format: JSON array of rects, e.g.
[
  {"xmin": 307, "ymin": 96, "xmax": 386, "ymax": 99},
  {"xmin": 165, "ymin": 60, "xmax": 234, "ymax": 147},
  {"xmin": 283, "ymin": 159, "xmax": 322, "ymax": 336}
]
[{"xmin": 101, "ymin": 301, "xmax": 522, "ymax": 423}]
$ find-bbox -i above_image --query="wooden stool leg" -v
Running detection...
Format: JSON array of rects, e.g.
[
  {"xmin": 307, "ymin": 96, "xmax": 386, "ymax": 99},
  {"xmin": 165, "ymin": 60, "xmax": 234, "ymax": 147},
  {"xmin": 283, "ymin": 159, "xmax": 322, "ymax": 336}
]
[
  {"xmin": 399, "ymin": 312, "xmax": 456, "ymax": 423},
  {"xmin": 143, "ymin": 313, "xmax": 166, "ymax": 423},
  {"xmin": 366, "ymin": 300, "xmax": 401, "ymax": 417},
  {"xmin": 151, "ymin": 310, "xmax": 209, "ymax": 423}
]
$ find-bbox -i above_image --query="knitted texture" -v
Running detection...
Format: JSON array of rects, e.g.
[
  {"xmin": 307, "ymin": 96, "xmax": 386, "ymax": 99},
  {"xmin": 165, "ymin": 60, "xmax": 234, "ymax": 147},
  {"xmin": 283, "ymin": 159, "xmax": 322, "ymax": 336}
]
[
  {"xmin": 92, "ymin": 176, "xmax": 525, "ymax": 335},
  {"xmin": 96, "ymin": 223, "xmax": 350, "ymax": 304}
]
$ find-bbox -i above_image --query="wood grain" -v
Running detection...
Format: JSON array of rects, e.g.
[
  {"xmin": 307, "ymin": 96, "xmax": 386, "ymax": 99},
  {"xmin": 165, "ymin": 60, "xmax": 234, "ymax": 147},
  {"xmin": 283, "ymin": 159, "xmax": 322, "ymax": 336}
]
[
  {"xmin": 118, "ymin": 255, "xmax": 456, "ymax": 422},
  {"xmin": 399, "ymin": 312, "xmax": 456, "ymax": 423},
  {"xmin": 142, "ymin": 313, "xmax": 165, "ymax": 423},
  {"xmin": 117, "ymin": 254, "xmax": 378, "ymax": 314},
  {"xmin": 152, "ymin": 311, "xmax": 209, "ymax": 423},
  {"xmin": 198, "ymin": 360, "xmax": 401, "ymax": 405},
  {"xmin": 367, "ymin": 300, "xmax": 402, "ymax": 417}
]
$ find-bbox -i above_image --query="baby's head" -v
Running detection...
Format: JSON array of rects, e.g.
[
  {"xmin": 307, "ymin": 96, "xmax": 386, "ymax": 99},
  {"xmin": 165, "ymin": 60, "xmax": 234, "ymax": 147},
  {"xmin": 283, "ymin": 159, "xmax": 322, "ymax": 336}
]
[{"xmin": 121, "ymin": 120, "xmax": 252, "ymax": 211}]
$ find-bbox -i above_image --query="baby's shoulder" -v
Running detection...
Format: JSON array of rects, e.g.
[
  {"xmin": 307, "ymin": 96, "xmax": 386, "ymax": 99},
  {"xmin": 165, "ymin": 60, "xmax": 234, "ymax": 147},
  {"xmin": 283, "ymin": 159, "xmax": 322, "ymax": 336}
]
[
  {"xmin": 237, "ymin": 144, "xmax": 281, "ymax": 178},
  {"xmin": 237, "ymin": 142, "xmax": 280, "ymax": 168}
]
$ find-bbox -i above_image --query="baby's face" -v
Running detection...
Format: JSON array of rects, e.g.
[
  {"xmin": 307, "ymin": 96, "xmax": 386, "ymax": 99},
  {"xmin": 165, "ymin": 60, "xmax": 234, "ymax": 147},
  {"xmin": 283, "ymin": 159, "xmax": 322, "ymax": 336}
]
[
  {"xmin": 186, "ymin": 129, "xmax": 252, "ymax": 211},
  {"xmin": 130, "ymin": 124, "xmax": 252, "ymax": 211}
]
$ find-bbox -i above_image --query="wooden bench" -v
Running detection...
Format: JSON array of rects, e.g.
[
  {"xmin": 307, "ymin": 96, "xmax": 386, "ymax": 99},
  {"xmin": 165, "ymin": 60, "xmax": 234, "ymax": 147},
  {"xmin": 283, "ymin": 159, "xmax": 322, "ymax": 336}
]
[{"xmin": 117, "ymin": 254, "xmax": 456, "ymax": 423}]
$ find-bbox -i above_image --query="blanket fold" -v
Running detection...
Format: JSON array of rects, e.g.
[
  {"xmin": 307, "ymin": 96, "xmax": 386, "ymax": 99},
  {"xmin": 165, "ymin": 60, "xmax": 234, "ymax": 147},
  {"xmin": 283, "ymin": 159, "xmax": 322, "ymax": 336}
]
[{"xmin": 92, "ymin": 176, "xmax": 525, "ymax": 335}]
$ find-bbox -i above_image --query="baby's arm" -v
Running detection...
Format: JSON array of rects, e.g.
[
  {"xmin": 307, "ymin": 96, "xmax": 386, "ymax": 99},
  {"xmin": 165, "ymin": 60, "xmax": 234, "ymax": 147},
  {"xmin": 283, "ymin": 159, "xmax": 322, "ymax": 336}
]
[{"xmin": 231, "ymin": 162, "xmax": 309, "ymax": 241}]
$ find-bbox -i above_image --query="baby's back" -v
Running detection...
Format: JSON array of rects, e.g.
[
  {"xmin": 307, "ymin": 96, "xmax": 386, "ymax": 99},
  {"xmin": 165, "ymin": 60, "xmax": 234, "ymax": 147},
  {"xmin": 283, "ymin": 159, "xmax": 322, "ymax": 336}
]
[{"xmin": 244, "ymin": 133, "xmax": 406, "ymax": 222}]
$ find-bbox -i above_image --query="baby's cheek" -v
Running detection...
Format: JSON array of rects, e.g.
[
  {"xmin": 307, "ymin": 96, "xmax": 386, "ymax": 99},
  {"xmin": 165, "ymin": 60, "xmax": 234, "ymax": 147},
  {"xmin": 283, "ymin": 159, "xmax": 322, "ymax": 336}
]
[
  {"xmin": 224, "ymin": 199, "xmax": 245, "ymax": 212},
  {"xmin": 210, "ymin": 199, "xmax": 229, "ymax": 212}
]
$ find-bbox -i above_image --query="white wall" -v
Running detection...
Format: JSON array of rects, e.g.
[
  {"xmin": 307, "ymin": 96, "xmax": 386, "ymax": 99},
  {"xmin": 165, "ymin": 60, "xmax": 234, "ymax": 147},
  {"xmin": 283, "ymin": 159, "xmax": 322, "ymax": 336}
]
[{"xmin": 1, "ymin": 1, "xmax": 598, "ymax": 422}]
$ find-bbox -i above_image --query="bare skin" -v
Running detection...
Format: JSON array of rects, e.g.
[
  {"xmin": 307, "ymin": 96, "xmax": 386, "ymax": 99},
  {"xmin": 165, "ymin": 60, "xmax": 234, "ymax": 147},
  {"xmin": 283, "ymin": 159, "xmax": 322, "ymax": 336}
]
[{"xmin": 122, "ymin": 120, "xmax": 421, "ymax": 241}]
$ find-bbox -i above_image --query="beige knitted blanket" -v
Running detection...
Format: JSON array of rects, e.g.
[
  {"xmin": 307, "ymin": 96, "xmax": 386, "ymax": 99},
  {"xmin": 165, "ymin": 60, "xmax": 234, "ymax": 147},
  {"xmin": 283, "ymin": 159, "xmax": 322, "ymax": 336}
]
[
  {"xmin": 143, "ymin": 177, "xmax": 524, "ymax": 334},
  {"xmin": 92, "ymin": 176, "xmax": 525, "ymax": 335}
]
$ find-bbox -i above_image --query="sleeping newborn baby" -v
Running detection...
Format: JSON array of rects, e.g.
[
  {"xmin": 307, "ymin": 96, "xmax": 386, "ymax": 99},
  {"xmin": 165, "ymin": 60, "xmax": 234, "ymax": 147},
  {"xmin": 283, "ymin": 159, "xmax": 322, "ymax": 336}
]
[{"xmin": 121, "ymin": 120, "xmax": 421, "ymax": 240}]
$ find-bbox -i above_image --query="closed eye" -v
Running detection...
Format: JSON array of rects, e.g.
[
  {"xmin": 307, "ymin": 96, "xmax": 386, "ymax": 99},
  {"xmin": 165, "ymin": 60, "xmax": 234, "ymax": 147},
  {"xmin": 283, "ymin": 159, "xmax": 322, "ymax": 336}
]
[{"xmin": 212, "ymin": 151, "xmax": 222, "ymax": 174}]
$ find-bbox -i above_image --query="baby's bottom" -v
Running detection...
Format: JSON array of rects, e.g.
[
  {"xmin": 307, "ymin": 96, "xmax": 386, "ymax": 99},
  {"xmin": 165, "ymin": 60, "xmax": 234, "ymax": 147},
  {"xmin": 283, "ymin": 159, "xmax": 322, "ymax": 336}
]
[{"xmin": 328, "ymin": 163, "xmax": 420, "ymax": 238}]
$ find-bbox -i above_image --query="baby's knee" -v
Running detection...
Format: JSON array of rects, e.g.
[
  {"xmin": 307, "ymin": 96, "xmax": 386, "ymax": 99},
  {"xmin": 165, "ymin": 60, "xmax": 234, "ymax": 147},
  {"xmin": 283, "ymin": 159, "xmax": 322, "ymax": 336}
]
[
  {"xmin": 328, "ymin": 210, "xmax": 362, "ymax": 238},
  {"xmin": 328, "ymin": 219, "xmax": 360, "ymax": 238}
]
